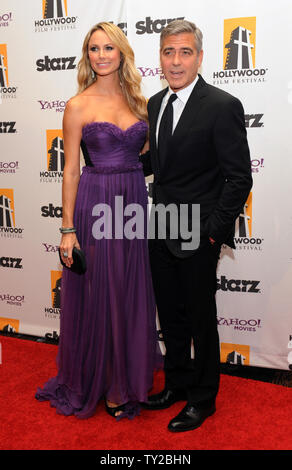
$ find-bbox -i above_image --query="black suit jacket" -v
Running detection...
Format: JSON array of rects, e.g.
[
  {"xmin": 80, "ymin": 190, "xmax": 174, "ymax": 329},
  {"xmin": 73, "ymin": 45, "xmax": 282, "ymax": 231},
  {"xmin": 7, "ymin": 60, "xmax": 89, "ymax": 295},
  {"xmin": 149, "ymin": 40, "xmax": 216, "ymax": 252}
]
[{"xmin": 140, "ymin": 74, "xmax": 253, "ymax": 257}]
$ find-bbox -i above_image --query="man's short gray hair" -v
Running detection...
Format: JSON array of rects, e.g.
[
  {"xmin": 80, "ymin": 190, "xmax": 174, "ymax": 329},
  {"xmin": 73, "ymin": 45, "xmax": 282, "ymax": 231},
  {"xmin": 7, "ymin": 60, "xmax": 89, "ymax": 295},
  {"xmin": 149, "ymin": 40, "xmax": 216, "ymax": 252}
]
[{"xmin": 160, "ymin": 19, "xmax": 203, "ymax": 53}]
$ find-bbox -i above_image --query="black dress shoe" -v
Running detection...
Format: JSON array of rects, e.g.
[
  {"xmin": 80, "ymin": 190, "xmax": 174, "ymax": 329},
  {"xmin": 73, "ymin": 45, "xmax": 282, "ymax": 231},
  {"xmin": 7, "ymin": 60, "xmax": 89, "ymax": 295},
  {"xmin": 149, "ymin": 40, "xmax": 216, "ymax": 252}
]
[
  {"xmin": 142, "ymin": 388, "xmax": 187, "ymax": 410},
  {"xmin": 168, "ymin": 403, "xmax": 216, "ymax": 432}
]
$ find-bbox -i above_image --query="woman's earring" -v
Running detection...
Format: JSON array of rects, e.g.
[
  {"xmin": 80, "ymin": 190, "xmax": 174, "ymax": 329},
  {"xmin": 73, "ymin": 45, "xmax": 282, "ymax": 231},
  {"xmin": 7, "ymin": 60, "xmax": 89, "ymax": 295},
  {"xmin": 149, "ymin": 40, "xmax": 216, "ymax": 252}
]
[{"xmin": 91, "ymin": 69, "xmax": 96, "ymax": 79}]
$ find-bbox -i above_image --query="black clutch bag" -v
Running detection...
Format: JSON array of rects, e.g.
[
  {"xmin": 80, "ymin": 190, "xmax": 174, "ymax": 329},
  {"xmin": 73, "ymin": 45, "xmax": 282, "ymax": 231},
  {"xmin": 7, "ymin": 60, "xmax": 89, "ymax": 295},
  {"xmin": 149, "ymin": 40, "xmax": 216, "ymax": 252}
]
[{"xmin": 58, "ymin": 247, "xmax": 87, "ymax": 275}]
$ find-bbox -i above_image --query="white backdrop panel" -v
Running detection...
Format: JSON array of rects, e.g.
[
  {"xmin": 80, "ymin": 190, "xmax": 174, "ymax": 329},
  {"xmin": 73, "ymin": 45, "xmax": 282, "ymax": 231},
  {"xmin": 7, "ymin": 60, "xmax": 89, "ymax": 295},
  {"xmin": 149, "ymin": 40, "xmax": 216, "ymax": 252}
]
[{"xmin": 1, "ymin": 0, "xmax": 291, "ymax": 370}]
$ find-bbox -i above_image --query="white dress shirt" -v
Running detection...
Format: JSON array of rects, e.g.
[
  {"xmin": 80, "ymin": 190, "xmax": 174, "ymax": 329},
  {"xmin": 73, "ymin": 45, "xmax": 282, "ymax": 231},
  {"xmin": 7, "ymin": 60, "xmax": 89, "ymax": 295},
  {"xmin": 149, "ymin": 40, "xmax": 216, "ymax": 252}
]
[{"xmin": 156, "ymin": 75, "xmax": 199, "ymax": 143}]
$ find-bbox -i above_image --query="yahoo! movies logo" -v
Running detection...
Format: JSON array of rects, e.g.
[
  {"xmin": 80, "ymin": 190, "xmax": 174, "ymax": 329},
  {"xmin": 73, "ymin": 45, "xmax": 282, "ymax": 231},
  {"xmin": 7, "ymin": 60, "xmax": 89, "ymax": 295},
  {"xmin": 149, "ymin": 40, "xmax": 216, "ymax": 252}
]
[
  {"xmin": 234, "ymin": 192, "xmax": 263, "ymax": 251},
  {"xmin": 0, "ymin": 189, "xmax": 24, "ymax": 238},
  {"xmin": 38, "ymin": 99, "xmax": 67, "ymax": 113},
  {"xmin": 43, "ymin": 242, "xmax": 60, "ymax": 254},
  {"xmin": 218, "ymin": 317, "xmax": 262, "ymax": 333},
  {"xmin": 213, "ymin": 17, "xmax": 268, "ymax": 86},
  {"xmin": 0, "ymin": 44, "xmax": 17, "ymax": 98},
  {"xmin": 0, "ymin": 161, "xmax": 19, "ymax": 174},
  {"xmin": 40, "ymin": 130, "xmax": 64, "ymax": 183},
  {"xmin": 0, "ymin": 294, "xmax": 24, "ymax": 307},
  {"xmin": 0, "ymin": 12, "xmax": 13, "ymax": 28},
  {"xmin": 35, "ymin": 0, "xmax": 77, "ymax": 33},
  {"xmin": 137, "ymin": 66, "xmax": 164, "ymax": 81}
]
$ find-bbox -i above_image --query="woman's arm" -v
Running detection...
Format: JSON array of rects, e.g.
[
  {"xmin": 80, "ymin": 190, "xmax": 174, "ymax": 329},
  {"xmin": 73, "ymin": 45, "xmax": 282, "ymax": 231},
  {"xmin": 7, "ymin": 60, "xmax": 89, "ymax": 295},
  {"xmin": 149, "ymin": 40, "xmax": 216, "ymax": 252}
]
[{"xmin": 59, "ymin": 98, "xmax": 83, "ymax": 268}]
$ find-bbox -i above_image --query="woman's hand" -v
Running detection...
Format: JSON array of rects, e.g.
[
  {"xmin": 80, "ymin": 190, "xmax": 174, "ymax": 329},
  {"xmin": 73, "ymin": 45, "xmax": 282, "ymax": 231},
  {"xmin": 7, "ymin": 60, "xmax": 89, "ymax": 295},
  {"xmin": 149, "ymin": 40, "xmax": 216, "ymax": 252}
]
[{"xmin": 59, "ymin": 233, "xmax": 80, "ymax": 268}]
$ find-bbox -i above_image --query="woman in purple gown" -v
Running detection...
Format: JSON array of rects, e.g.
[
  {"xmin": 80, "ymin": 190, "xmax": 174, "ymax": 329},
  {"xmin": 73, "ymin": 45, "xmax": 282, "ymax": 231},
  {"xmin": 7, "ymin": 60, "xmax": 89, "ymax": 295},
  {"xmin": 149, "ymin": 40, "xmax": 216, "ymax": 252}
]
[{"xmin": 36, "ymin": 22, "xmax": 158, "ymax": 420}]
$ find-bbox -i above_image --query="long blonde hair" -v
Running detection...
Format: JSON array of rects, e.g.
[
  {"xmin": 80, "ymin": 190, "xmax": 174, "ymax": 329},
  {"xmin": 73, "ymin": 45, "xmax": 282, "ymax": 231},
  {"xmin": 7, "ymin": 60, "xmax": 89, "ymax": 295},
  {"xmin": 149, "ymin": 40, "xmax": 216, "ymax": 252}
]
[{"xmin": 77, "ymin": 22, "xmax": 147, "ymax": 122}]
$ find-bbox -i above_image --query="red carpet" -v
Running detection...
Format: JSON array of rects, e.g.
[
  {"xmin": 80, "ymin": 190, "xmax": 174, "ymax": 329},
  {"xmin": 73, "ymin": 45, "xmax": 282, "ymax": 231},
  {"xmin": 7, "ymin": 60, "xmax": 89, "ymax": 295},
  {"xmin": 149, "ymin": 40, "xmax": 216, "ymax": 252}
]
[{"xmin": 0, "ymin": 335, "xmax": 292, "ymax": 451}]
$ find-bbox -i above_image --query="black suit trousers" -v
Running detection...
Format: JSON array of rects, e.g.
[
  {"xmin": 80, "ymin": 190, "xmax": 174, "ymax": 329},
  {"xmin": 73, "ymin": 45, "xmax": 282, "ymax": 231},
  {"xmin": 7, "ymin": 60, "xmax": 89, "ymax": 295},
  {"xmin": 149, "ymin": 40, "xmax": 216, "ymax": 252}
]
[{"xmin": 149, "ymin": 238, "xmax": 221, "ymax": 405}]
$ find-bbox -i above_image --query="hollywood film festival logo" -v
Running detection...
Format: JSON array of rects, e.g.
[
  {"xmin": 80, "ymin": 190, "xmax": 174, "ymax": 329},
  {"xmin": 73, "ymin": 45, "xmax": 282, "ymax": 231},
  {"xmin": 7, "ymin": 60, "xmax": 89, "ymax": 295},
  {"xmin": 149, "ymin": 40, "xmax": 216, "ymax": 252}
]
[
  {"xmin": 0, "ymin": 44, "xmax": 17, "ymax": 100},
  {"xmin": 44, "ymin": 271, "xmax": 62, "ymax": 319},
  {"xmin": 221, "ymin": 343, "xmax": 250, "ymax": 366},
  {"xmin": 233, "ymin": 192, "xmax": 263, "ymax": 251},
  {"xmin": 0, "ymin": 317, "xmax": 19, "ymax": 335},
  {"xmin": 40, "ymin": 130, "xmax": 64, "ymax": 183},
  {"xmin": 213, "ymin": 17, "xmax": 268, "ymax": 86},
  {"xmin": 0, "ymin": 189, "xmax": 24, "ymax": 239},
  {"xmin": 34, "ymin": 0, "xmax": 77, "ymax": 33}
]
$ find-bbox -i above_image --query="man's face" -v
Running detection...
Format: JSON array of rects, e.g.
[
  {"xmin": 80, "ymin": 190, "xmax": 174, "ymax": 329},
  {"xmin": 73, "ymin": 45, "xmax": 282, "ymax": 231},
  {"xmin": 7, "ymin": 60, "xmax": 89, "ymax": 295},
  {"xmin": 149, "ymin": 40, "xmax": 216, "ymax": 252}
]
[{"xmin": 160, "ymin": 32, "xmax": 203, "ymax": 92}]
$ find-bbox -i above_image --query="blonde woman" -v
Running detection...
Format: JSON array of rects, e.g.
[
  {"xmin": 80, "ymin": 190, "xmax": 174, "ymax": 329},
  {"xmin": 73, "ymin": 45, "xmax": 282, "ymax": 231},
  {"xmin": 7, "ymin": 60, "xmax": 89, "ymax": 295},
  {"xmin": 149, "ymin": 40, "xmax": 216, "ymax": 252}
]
[{"xmin": 36, "ymin": 22, "xmax": 159, "ymax": 420}]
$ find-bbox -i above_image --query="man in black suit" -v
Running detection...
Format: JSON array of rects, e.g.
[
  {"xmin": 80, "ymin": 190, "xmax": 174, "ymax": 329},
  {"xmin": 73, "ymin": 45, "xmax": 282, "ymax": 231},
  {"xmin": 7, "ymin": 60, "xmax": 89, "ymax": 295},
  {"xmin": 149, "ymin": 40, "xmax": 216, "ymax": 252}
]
[{"xmin": 140, "ymin": 19, "xmax": 252, "ymax": 432}]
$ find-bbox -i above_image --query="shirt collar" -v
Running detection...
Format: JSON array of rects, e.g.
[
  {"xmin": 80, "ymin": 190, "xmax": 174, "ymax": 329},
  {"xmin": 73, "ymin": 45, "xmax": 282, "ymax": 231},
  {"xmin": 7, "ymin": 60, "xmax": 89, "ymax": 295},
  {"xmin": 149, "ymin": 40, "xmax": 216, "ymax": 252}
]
[{"xmin": 168, "ymin": 75, "xmax": 199, "ymax": 104}]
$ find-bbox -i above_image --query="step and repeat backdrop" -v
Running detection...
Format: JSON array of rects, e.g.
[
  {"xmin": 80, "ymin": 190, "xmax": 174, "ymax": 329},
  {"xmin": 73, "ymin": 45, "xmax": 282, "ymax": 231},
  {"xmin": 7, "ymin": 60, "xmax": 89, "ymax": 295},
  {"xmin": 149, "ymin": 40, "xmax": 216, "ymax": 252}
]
[{"xmin": 1, "ymin": 0, "xmax": 292, "ymax": 370}]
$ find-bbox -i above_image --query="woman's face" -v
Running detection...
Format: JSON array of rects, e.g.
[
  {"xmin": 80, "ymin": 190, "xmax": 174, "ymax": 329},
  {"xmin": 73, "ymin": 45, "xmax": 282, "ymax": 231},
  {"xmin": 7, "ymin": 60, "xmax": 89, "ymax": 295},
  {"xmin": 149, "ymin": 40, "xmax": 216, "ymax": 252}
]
[{"xmin": 88, "ymin": 29, "xmax": 121, "ymax": 78}]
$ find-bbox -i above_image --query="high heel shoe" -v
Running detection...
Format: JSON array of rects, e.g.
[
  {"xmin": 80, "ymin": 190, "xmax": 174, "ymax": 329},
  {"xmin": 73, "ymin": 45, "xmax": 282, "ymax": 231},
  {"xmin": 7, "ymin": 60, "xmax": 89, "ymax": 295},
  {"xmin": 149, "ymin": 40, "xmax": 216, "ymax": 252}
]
[{"xmin": 104, "ymin": 399, "xmax": 126, "ymax": 418}]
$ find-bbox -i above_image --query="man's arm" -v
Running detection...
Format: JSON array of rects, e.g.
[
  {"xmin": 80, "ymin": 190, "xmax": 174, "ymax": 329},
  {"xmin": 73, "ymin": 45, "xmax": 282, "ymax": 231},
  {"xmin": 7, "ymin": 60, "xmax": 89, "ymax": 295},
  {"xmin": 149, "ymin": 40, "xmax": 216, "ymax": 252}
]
[
  {"xmin": 139, "ymin": 149, "xmax": 153, "ymax": 177},
  {"xmin": 206, "ymin": 96, "xmax": 253, "ymax": 243}
]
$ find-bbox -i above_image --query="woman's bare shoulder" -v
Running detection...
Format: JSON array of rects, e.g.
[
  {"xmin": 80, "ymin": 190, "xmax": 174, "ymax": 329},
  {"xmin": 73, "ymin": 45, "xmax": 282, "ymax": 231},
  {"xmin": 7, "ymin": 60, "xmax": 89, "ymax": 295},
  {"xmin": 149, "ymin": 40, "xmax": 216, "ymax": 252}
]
[
  {"xmin": 64, "ymin": 94, "xmax": 94, "ymax": 128},
  {"xmin": 65, "ymin": 94, "xmax": 88, "ymax": 112}
]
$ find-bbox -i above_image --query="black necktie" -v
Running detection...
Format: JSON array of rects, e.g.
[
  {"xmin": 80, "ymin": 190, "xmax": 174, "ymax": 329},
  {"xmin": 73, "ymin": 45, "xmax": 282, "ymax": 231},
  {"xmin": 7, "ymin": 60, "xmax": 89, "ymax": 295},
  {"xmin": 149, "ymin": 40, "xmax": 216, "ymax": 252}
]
[{"xmin": 158, "ymin": 93, "xmax": 178, "ymax": 168}]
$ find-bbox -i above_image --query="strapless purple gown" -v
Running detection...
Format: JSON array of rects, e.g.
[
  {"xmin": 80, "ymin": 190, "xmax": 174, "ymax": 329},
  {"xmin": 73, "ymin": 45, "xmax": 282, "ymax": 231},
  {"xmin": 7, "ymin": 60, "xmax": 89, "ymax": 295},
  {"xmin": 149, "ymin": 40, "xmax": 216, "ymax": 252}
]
[{"xmin": 36, "ymin": 121, "xmax": 159, "ymax": 419}]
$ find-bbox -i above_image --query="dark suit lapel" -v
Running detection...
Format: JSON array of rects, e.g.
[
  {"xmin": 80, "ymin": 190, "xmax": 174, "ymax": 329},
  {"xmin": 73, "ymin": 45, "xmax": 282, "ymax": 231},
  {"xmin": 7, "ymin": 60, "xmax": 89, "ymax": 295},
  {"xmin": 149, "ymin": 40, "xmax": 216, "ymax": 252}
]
[
  {"xmin": 149, "ymin": 88, "xmax": 168, "ymax": 149},
  {"xmin": 149, "ymin": 87, "xmax": 168, "ymax": 176},
  {"xmin": 150, "ymin": 76, "xmax": 208, "ymax": 175},
  {"xmin": 172, "ymin": 74, "xmax": 208, "ymax": 139}
]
